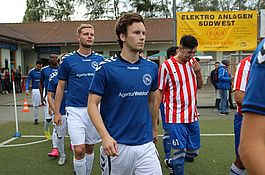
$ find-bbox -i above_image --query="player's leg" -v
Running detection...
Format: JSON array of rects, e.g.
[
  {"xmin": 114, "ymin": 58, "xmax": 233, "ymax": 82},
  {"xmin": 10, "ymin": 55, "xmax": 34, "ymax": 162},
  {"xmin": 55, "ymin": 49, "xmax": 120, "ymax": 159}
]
[
  {"xmin": 186, "ymin": 121, "xmax": 200, "ymax": 163},
  {"xmin": 100, "ymin": 144, "xmax": 135, "ymax": 175},
  {"xmin": 44, "ymin": 94, "xmax": 53, "ymax": 139},
  {"xmin": 84, "ymin": 108, "xmax": 101, "ymax": 175},
  {"xmin": 67, "ymin": 106, "xmax": 88, "ymax": 175},
  {"xmin": 135, "ymin": 142, "xmax": 162, "ymax": 175},
  {"xmin": 230, "ymin": 113, "xmax": 245, "ymax": 175},
  {"xmin": 57, "ymin": 114, "xmax": 67, "ymax": 165},
  {"xmin": 167, "ymin": 123, "xmax": 187, "ymax": 175},
  {"xmin": 160, "ymin": 103, "xmax": 171, "ymax": 160},
  {"xmin": 32, "ymin": 89, "xmax": 40, "ymax": 125}
]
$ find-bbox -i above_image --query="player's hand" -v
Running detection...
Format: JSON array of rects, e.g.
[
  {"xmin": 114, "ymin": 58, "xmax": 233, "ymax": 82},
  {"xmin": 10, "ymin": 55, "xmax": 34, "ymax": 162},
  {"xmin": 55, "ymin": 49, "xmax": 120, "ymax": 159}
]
[
  {"xmin": 25, "ymin": 90, "xmax": 29, "ymax": 96},
  {"xmin": 102, "ymin": 135, "xmax": 118, "ymax": 156},
  {"xmin": 54, "ymin": 112, "xmax": 62, "ymax": 126},
  {"xmin": 41, "ymin": 98, "xmax": 46, "ymax": 106},
  {"xmin": 48, "ymin": 107, "xmax": 53, "ymax": 116},
  {"xmin": 192, "ymin": 59, "xmax": 201, "ymax": 74}
]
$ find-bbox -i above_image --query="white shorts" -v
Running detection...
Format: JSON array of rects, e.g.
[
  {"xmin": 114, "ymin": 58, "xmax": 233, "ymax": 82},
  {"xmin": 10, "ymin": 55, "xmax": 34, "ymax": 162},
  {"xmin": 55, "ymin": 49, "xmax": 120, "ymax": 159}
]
[
  {"xmin": 55, "ymin": 115, "xmax": 67, "ymax": 138},
  {"xmin": 44, "ymin": 95, "xmax": 52, "ymax": 120},
  {"xmin": 100, "ymin": 142, "xmax": 162, "ymax": 175},
  {"xmin": 66, "ymin": 106, "xmax": 101, "ymax": 145},
  {"xmin": 32, "ymin": 89, "xmax": 41, "ymax": 107}
]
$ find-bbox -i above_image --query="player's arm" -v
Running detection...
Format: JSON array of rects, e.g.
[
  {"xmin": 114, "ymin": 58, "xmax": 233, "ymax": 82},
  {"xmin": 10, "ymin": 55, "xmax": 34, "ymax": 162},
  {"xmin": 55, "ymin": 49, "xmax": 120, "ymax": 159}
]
[
  {"xmin": 192, "ymin": 60, "xmax": 203, "ymax": 89},
  {"xmin": 47, "ymin": 91, "xmax": 55, "ymax": 114},
  {"xmin": 234, "ymin": 90, "xmax": 245, "ymax": 106},
  {"xmin": 240, "ymin": 112, "xmax": 265, "ymax": 174},
  {"xmin": 25, "ymin": 72, "xmax": 32, "ymax": 96},
  {"xmin": 54, "ymin": 80, "xmax": 65, "ymax": 125},
  {"xmin": 148, "ymin": 90, "xmax": 159, "ymax": 144},
  {"xmin": 39, "ymin": 76, "xmax": 45, "ymax": 105},
  {"xmin": 88, "ymin": 93, "xmax": 118, "ymax": 156}
]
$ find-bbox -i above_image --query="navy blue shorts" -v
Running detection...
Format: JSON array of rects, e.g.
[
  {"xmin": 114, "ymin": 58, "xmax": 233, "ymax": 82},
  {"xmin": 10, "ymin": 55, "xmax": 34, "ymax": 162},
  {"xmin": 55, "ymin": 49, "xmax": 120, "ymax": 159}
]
[
  {"xmin": 234, "ymin": 112, "xmax": 243, "ymax": 156},
  {"xmin": 167, "ymin": 121, "xmax": 200, "ymax": 150}
]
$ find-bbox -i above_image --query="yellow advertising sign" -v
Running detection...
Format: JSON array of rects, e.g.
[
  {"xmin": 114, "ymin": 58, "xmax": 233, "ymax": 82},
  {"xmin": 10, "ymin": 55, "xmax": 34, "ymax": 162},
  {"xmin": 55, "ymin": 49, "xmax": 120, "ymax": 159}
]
[{"xmin": 177, "ymin": 11, "xmax": 257, "ymax": 51}]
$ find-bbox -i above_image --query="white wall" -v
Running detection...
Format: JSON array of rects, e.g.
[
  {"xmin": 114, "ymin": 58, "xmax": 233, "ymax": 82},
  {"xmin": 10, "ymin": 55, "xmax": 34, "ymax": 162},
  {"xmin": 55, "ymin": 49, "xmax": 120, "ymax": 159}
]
[
  {"xmin": 16, "ymin": 46, "xmax": 23, "ymax": 69},
  {"xmin": 23, "ymin": 50, "xmax": 38, "ymax": 75}
]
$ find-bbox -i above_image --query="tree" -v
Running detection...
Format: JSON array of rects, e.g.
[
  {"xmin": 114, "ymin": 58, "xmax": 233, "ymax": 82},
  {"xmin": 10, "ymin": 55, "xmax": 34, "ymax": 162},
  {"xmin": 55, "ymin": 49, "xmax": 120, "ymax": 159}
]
[
  {"xmin": 130, "ymin": 0, "xmax": 170, "ymax": 18},
  {"xmin": 176, "ymin": 0, "xmax": 264, "ymax": 12},
  {"xmin": 47, "ymin": 0, "xmax": 75, "ymax": 21},
  {"xmin": 77, "ymin": 0, "xmax": 111, "ymax": 20},
  {"xmin": 23, "ymin": 0, "xmax": 49, "ymax": 22}
]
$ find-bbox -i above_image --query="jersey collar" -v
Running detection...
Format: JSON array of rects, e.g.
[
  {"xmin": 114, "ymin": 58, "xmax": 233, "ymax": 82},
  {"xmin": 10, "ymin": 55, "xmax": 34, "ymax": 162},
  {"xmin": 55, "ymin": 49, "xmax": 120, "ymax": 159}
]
[{"xmin": 117, "ymin": 54, "xmax": 142, "ymax": 64}]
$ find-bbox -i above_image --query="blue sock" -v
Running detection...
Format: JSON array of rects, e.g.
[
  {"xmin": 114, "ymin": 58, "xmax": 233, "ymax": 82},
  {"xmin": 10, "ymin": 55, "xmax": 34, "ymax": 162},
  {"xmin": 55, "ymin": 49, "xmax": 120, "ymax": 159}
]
[
  {"xmin": 171, "ymin": 149, "xmax": 186, "ymax": 175},
  {"xmin": 163, "ymin": 134, "xmax": 171, "ymax": 159}
]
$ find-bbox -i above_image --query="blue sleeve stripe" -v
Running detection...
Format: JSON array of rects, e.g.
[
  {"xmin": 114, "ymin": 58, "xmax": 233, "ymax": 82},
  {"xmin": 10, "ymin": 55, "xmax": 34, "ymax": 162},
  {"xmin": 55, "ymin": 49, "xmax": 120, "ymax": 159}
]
[{"xmin": 242, "ymin": 104, "xmax": 265, "ymax": 115}]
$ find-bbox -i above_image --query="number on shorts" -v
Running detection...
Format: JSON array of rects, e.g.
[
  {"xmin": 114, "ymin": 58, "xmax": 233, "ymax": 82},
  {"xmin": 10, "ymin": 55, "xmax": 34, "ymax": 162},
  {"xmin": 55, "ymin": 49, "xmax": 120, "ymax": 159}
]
[{"xmin": 172, "ymin": 139, "xmax": 179, "ymax": 146}]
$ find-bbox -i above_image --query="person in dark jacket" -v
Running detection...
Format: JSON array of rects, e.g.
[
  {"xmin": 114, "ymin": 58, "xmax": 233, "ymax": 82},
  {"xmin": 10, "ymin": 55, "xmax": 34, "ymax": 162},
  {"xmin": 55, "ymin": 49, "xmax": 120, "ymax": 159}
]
[{"xmin": 210, "ymin": 62, "xmax": 220, "ymax": 109}]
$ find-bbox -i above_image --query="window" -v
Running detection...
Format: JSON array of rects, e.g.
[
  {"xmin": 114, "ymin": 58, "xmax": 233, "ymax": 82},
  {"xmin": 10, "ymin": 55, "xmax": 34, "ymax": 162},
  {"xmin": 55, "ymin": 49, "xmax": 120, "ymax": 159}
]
[
  {"xmin": 109, "ymin": 51, "xmax": 120, "ymax": 57},
  {"xmin": 95, "ymin": 51, "xmax": 103, "ymax": 54}
]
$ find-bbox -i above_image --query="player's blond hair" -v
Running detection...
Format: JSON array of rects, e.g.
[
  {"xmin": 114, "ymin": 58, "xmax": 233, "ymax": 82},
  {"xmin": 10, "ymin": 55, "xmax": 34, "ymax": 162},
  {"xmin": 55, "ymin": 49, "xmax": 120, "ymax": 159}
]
[{"xmin": 76, "ymin": 24, "xmax": 94, "ymax": 35}]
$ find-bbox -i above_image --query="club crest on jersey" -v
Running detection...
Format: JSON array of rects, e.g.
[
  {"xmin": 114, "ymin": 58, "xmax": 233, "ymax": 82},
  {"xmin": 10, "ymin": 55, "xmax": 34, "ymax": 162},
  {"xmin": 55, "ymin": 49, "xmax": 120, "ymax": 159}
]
[
  {"xmin": 91, "ymin": 61, "xmax": 99, "ymax": 69},
  {"xmin": 143, "ymin": 74, "xmax": 152, "ymax": 86}
]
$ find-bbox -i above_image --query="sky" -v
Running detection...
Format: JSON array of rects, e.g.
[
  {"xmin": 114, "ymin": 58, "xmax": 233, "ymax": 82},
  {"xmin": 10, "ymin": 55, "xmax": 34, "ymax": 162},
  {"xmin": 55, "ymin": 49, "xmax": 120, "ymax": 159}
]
[
  {"xmin": 0, "ymin": 0, "xmax": 177, "ymax": 23},
  {"xmin": 0, "ymin": 0, "xmax": 27, "ymax": 23},
  {"xmin": 0, "ymin": 0, "xmax": 87, "ymax": 23}
]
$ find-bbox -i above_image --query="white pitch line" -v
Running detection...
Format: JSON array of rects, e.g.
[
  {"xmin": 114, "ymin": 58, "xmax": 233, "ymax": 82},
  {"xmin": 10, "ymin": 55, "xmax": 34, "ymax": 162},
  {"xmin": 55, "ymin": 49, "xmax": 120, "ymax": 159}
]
[
  {"xmin": 158, "ymin": 133, "xmax": 234, "ymax": 137},
  {"xmin": 0, "ymin": 139, "xmax": 48, "ymax": 148},
  {"xmin": 0, "ymin": 134, "xmax": 233, "ymax": 148},
  {"xmin": 0, "ymin": 137, "xmax": 18, "ymax": 147}
]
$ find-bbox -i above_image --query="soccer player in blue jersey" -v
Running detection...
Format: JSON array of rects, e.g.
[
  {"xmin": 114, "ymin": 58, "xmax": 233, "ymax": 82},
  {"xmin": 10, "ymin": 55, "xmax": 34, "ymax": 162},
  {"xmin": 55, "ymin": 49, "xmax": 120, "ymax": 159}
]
[
  {"xmin": 47, "ymin": 70, "xmax": 67, "ymax": 166},
  {"xmin": 40, "ymin": 53, "xmax": 59, "ymax": 140},
  {"xmin": 54, "ymin": 24, "xmax": 103, "ymax": 175},
  {"xmin": 88, "ymin": 13, "xmax": 162, "ymax": 175},
  {"xmin": 40, "ymin": 53, "xmax": 59, "ymax": 158},
  {"xmin": 240, "ymin": 38, "xmax": 265, "ymax": 174},
  {"xmin": 25, "ymin": 60, "xmax": 42, "ymax": 125}
]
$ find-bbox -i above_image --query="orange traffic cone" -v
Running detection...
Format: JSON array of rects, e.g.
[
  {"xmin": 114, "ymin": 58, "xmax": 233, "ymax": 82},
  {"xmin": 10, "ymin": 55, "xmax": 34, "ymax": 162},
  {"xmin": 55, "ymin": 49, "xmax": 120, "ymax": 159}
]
[{"xmin": 22, "ymin": 98, "xmax": 30, "ymax": 112}]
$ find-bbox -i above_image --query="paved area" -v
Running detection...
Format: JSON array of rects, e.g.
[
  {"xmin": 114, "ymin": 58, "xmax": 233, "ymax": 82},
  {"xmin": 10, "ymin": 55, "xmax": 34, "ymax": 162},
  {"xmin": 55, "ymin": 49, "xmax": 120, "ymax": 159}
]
[{"xmin": 0, "ymin": 84, "xmax": 235, "ymax": 124}]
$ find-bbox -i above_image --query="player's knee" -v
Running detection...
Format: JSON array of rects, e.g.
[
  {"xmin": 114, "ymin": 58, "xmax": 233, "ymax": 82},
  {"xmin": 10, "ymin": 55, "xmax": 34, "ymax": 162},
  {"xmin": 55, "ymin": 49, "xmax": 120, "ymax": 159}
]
[
  {"xmin": 235, "ymin": 156, "xmax": 245, "ymax": 169},
  {"xmin": 45, "ymin": 118, "xmax": 52, "ymax": 123},
  {"xmin": 74, "ymin": 145, "xmax": 86, "ymax": 159},
  {"xmin": 85, "ymin": 144, "xmax": 94, "ymax": 154},
  {"xmin": 186, "ymin": 149, "xmax": 199, "ymax": 158}
]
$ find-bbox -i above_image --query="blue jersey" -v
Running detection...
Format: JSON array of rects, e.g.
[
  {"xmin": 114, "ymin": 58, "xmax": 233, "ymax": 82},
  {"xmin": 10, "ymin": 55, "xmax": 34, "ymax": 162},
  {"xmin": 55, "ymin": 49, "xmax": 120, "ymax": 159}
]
[
  {"xmin": 47, "ymin": 71, "xmax": 67, "ymax": 115},
  {"xmin": 89, "ymin": 54, "xmax": 158, "ymax": 146},
  {"xmin": 26, "ymin": 68, "xmax": 41, "ymax": 90},
  {"xmin": 242, "ymin": 39, "xmax": 265, "ymax": 115},
  {"xmin": 40, "ymin": 65, "xmax": 58, "ymax": 95},
  {"xmin": 58, "ymin": 51, "xmax": 104, "ymax": 107}
]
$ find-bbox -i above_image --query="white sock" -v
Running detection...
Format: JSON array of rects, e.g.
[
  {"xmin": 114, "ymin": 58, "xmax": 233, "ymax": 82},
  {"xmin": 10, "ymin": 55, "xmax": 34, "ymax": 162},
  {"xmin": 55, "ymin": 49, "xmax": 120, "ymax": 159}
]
[
  {"xmin": 33, "ymin": 106, "xmax": 38, "ymax": 120},
  {"xmin": 85, "ymin": 153, "xmax": 94, "ymax": 175},
  {"xmin": 57, "ymin": 137, "xmax": 65, "ymax": 156},
  {"xmin": 52, "ymin": 128, "xmax": 58, "ymax": 148},
  {"xmin": 74, "ymin": 157, "xmax": 86, "ymax": 175},
  {"xmin": 44, "ymin": 120, "xmax": 51, "ymax": 131},
  {"xmin": 230, "ymin": 163, "xmax": 245, "ymax": 175}
]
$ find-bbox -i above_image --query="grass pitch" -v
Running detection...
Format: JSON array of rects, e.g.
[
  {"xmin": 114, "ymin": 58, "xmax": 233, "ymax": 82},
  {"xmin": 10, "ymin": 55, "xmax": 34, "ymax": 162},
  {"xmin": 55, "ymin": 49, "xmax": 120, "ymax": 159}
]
[{"xmin": 0, "ymin": 109, "xmax": 235, "ymax": 175}]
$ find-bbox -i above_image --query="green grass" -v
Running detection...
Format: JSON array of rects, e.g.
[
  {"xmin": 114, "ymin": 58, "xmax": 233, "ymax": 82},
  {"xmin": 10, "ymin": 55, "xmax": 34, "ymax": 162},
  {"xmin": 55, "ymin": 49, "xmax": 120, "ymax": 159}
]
[{"xmin": 0, "ymin": 115, "xmax": 235, "ymax": 175}]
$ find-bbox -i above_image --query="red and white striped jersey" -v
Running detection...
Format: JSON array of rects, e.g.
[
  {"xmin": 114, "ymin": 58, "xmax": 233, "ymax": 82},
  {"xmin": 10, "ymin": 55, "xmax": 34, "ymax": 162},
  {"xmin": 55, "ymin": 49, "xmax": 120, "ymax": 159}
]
[
  {"xmin": 158, "ymin": 57, "xmax": 198, "ymax": 123},
  {"xmin": 233, "ymin": 55, "xmax": 251, "ymax": 115}
]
